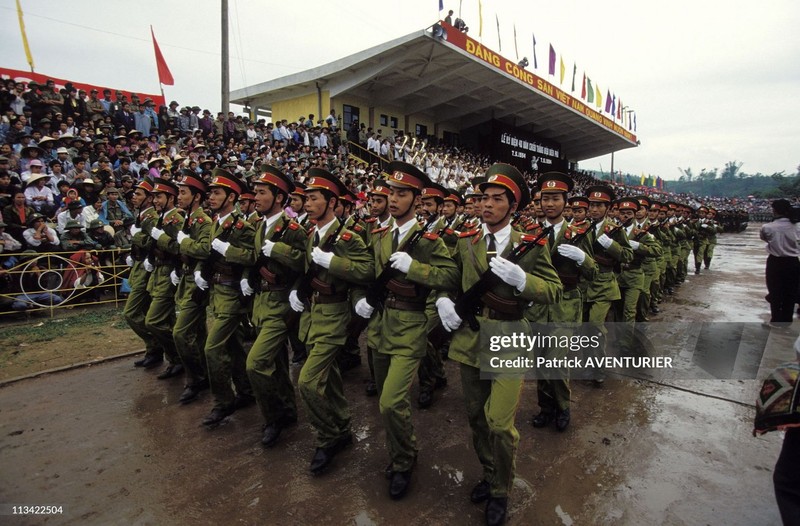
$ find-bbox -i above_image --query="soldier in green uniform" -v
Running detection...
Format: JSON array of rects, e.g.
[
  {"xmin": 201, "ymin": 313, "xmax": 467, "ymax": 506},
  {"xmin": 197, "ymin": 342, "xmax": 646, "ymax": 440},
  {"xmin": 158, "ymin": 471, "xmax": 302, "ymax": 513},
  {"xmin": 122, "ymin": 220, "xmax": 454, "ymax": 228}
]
[
  {"xmin": 239, "ymin": 190, "xmax": 259, "ymax": 224},
  {"xmin": 437, "ymin": 164, "xmax": 562, "ymax": 526},
  {"xmin": 702, "ymin": 207, "xmax": 721, "ymax": 270},
  {"xmin": 287, "ymin": 169, "xmax": 373, "ymax": 475},
  {"xmin": 127, "ymin": 179, "xmax": 163, "ymax": 368},
  {"xmin": 363, "ymin": 180, "xmax": 394, "ymax": 397},
  {"xmin": 354, "ymin": 162, "xmax": 458, "ymax": 499},
  {"xmin": 243, "ymin": 166, "xmax": 306, "ymax": 447},
  {"xmin": 143, "ymin": 179, "xmax": 186, "ymax": 380},
  {"xmin": 171, "ymin": 170, "xmax": 212, "ymax": 404},
  {"xmin": 60, "ymin": 220, "xmax": 96, "ymax": 251},
  {"xmin": 615, "ymin": 197, "xmax": 653, "ymax": 324},
  {"xmin": 528, "ymin": 172, "xmax": 596, "ymax": 432},
  {"xmin": 287, "ymin": 182, "xmax": 310, "ymax": 365},
  {"xmin": 583, "ymin": 185, "xmax": 633, "ymax": 385},
  {"xmin": 196, "ymin": 169, "xmax": 257, "ymax": 426},
  {"xmin": 633, "ymin": 196, "xmax": 663, "ymax": 322}
]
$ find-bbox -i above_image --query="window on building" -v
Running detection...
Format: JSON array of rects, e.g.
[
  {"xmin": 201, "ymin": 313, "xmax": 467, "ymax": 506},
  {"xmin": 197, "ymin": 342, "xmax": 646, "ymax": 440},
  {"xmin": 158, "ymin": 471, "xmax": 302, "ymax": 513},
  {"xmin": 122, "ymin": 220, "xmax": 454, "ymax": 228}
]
[
  {"xmin": 390, "ymin": 116, "xmax": 398, "ymax": 129},
  {"xmin": 415, "ymin": 124, "xmax": 428, "ymax": 138},
  {"xmin": 343, "ymin": 104, "xmax": 360, "ymax": 131},
  {"xmin": 380, "ymin": 114, "xmax": 388, "ymax": 126}
]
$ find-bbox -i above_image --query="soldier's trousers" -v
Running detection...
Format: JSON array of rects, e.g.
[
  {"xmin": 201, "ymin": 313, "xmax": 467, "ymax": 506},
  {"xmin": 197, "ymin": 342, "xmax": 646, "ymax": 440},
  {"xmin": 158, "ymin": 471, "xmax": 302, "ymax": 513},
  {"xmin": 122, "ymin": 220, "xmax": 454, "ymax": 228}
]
[
  {"xmin": 298, "ymin": 301, "xmax": 351, "ymax": 448},
  {"xmin": 536, "ymin": 332, "xmax": 570, "ymax": 412},
  {"xmin": 704, "ymin": 242, "xmax": 716, "ymax": 267},
  {"xmin": 144, "ymin": 294, "xmax": 180, "ymax": 365},
  {"xmin": 693, "ymin": 241, "xmax": 708, "ymax": 269},
  {"xmin": 205, "ymin": 285, "xmax": 252, "ymax": 410},
  {"xmin": 586, "ymin": 300, "xmax": 613, "ymax": 380},
  {"xmin": 418, "ymin": 311, "xmax": 447, "ymax": 394},
  {"xmin": 373, "ymin": 351, "xmax": 421, "ymax": 471},
  {"xmin": 123, "ymin": 284, "xmax": 161, "ymax": 359},
  {"xmin": 247, "ymin": 292, "xmax": 297, "ymax": 425},
  {"xmin": 638, "ymin": 269, "xmax": 657, "ymax": 321},
  {"xmin": 460, "ymin": 363, "xmax": 523, "ymax": 498},
  {"xmin": 173, "ymin": 278, "xmax": 208, "ymax": 386}
]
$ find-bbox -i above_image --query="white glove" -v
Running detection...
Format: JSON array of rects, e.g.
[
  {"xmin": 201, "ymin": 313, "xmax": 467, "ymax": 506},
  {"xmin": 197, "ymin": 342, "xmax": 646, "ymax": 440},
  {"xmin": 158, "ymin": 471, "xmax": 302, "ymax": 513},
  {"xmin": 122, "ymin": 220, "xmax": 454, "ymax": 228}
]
[
  {"xmin": 597, "ymin": 233, "xmax": 614, "ymax": 249},
  {"xmin": 557, "ymin": 244, "xmax": 586, "ymax": 265},
  {"xmin": 125, "ymin": 255, "xmax": 134, "ymax": 267},
  {"xmin": 389, "ymin": 252, "xmax": 413, "ymax": 274},
  {"xmin": 629, "ymin": 240, "xmax": 640, "ymax": 250},
  {"xmin": 240, "ymin": 278, "xmax": 254, "ymax": 297},
  {"xmin": 311, "ymin": 247, "xmax": 333, "ymax": 269},
  {"xmin": 193, "ymin": 270, "xmax": 209, "ymax": 290},
  {"xmin": 170, "ymin": 270, "xmax": 180, "ymax": 286},
  {"xmin": 355, "ymin": 297, "xmax": 374, "ymax": 319},
  {"xmin": 97, "ymin": 272, "xmax": 106, "ymax": 284},
  {"xmin": 436, "ymin": 297, "xmax": 462, "ymax": 332},
  {"xmin": 289, "ymin": 289, "xmax": 305, "ymax": 312},
  {"xmin": 129, "ymin": 224, "xmax": 142, "ymax": 236},
  {"xmin": 211, "ymin": 238, "xmax": 230, "ymax": 256},
  {"xmin": 489, "ymin": 257, "xmax": 527, "ymax": 290},
  {"xmin": 700, "ymin": 223, "xmax": 709, "ymax": 229},
  {"xmin": 143, "ymin": 258, "xmax": 154, "ymax": 272},
  {"xmin": 176, "ymin": 231, "xmax": 189, "ymax": 244},
  {"xmin": 262, "ymin": 239, "xmax": 275, "ymax": 258},
  {"xmin": 150, "ymin": 226, "xmax": 165, "ymax": 241}
]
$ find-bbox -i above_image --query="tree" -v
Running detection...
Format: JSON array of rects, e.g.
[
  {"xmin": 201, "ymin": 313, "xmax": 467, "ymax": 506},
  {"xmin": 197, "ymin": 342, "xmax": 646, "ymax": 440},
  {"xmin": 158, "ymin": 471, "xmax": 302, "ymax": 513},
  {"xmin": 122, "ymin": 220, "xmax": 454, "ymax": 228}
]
[
  {"xmin": 678, "ymin": 167, "xmax": 693, "ymax": 182},
  {"xmin": 720, "ymin": 160, "xmax": 743, "ymax": 180}
]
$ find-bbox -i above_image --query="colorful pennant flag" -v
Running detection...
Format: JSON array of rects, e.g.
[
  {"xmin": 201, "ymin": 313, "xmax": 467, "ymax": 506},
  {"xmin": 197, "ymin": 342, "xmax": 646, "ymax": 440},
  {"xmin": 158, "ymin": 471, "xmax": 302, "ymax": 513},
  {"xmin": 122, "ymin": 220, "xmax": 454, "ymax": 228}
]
[
  {"xmin": 16, "ymin": 0, "xmax": 34, "ymax": 71},
  {"xmin": 587, "ymin": 78, "xmax": 594, "ymax": 103},
  {"xmin": 548, "ymin": 44, "xmax": 556, "ymax": 76},
  {"xmin": 151, "ymin": 26, "xmax": 174, "ymax": 86},
  {"xmin": 581, "ymin": 73, "xmax": 586, "ymax": 99},
  {"xmin": 595, "ymin": 85, "xmax": 602, "ymax": 108},
  {"xmin": 559, "ymin": 57, "xmax": 565, "ymax": 85},
  {"xmin": 605, "ymin": 90, "xmax": 612, "ymax": 113}
]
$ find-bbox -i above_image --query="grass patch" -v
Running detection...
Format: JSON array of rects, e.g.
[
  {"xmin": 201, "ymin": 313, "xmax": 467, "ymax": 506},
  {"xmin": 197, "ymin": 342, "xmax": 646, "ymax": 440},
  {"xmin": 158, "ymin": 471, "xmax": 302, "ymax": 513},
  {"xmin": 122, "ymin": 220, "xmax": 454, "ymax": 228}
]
[{"xmin": 1, "ymin": 309, "xmax": 125, "ymax": 347}]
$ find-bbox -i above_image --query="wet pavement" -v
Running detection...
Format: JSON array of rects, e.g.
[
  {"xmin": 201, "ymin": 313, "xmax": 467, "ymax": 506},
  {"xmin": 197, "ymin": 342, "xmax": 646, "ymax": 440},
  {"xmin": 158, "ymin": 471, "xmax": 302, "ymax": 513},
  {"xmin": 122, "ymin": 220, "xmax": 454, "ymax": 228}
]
[{"xmin": 0, "ymin": 225, "xmax": 796, "ymax": 525}]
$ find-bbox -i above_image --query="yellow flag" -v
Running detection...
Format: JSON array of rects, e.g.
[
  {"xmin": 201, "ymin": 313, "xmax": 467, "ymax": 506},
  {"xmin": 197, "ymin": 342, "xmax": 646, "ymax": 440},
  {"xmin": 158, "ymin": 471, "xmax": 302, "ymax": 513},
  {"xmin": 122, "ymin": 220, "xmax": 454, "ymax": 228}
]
[
  {"xmin": 559, "ymin": 57, "xmax": 565, "ymax": 85},
  {"xmin": 478, "ymin": 0, "xmax": 483, "ymax": 37},
  {"xmin": 16, "ymin": 0, "xmax": 34, "ymax": 71},
  {"xmin": 595, "ymin": 86, "xmax": 602, "ymax": 108},
  {"xmin": 641, "ymin": 173, "xmax": 646, "ymax": 186}
]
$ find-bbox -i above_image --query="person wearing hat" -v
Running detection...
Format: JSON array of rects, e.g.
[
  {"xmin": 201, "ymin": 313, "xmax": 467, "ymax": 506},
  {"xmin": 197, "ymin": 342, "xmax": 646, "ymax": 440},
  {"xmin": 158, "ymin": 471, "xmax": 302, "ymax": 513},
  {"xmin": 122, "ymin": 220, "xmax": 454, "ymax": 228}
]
[
  {"xmin": 439, "ymin": 190, "xmax": 463, "ymax": 252},
  {"xmin": 171, "ymin": 170, "xmax": 213, "ymax": 404},
  {"xmin": 582, "ymin": 185, "xmax": 634, "ymax": 385},
  {"xmin": 99, "ymin": 186, "xmax": 133, "ymax": 231},
  {"xmin": 113, "ymin": 216, "xmax": 135, "ymax": 249},
  {"xmin": 699, "ymin": 206, "xmax": 721, "ymax": 271},
  {"xmin": 23, "ymin": 165, "xmax": 56, "ymax": 218},
  {"xmin": 614, "ymin": 197, "xmax": 659, "ymax": 327},
  {"xmin": 353, "ymin": 161, "xmax": 457, "ymax": 498},
  {"xmin": 125, "ymin": 178, "xmax": 165, "ymax": 368},
  {"xmin": 335, "ymin": 189, "xmax": 367, "ymax": 244},
  {"xmin": 23, "ymin": 213, "xmax": 60, "ymax": 251},
  {"xmin": 286, "ymin": 167, "xmax": 373, "ymax": 474},
  {"xmin": 141, "ymin": 178, "xmax": 185, "ymax": 380},
  {"xmin": 287, "ymin": 182, "xmax": 309, "ymax": 229},
  {"xmin": 759, "ymin": 199, "xmax": 800, "ymax": 328},
  {"xmin": 238, "ymin": 164, "xmax": 307, "ymax": 447},
  {"xmin": 435, "ymin": 163, "xmax": 561, "ymax": 525},
  {"xmin": 60, "ymin": 219, "xmax": 96, "ymax": 252},
  {"xmin": 526, "ymin": 172, "xmax": 596, "ymax": 433},
  {"xmin": 195, "ymin": 168, "xmax": 257, "ymax": 426},
  {"xmin": 238, "ymin": 189, "xmax": 258, "ymax": 223},
  {"xmin": 86, "ymin": 89, "xmax": 105, "ymax": 123},
  {"xmin": 56, "ymin": 200, "xmax": 87, "ymax": 235},
  {"xmin": 645, "ymin": 201, "xmax": 666, "ymax": 314},
  {"xmin": 632, "ymin": 196, "xmax": 663, "ymax": 322}
]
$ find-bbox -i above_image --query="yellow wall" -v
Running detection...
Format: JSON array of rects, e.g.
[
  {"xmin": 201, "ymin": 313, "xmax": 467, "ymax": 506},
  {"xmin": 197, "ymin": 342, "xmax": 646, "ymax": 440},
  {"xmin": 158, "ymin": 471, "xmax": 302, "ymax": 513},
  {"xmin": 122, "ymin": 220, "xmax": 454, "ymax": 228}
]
[
  {"xmin": 372, "ymin": 104, "xmax": 405, "ymax": 135},
  {"xmin": 271, "ymin": 91, "xmax": 329, "ymax": 124},
  {"xmin": 408, "ymin": 113, "xmax": 436, "ymax": 138}
]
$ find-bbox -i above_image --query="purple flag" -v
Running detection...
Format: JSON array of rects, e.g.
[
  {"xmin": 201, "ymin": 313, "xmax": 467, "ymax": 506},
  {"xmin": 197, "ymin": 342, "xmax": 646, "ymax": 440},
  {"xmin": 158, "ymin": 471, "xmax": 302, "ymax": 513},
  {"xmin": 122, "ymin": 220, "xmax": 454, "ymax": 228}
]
[
  {"xmin": 604, "ymin": 90, "xmax": 612, "ymax": 113},
  {"xmin": 548, "ymin": 44, "xmax": 556, "ymax": 76}
]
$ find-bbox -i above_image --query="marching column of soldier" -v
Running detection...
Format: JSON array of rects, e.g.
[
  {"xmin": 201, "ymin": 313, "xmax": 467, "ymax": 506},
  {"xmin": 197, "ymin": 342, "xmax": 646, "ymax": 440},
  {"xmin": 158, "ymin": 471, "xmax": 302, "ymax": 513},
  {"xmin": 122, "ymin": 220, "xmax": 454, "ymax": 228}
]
[{"xmin": 124, "ymin": 164, "xmax": 724, "ymax": 526}]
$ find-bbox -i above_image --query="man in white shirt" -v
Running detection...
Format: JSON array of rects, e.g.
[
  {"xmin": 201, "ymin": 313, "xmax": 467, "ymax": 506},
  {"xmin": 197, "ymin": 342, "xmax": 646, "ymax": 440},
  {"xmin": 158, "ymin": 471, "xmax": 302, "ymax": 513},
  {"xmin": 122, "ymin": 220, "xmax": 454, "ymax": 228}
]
[
  {"xmin": 24, "ymin": 171, "xmax": 56, "ymax": 218},
  {"xmin": 759, "ymin": 198, "xmax": 800, "ymax": 328}
]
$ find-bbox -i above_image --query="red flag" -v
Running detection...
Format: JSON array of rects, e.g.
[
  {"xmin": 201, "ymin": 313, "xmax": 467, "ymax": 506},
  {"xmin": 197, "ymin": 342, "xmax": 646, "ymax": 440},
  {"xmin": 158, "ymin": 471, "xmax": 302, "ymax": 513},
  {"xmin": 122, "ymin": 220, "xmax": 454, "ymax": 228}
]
[
  {"xmin": 581, "ymin": 73, "xmax": 586, "ymax": 99},
  {"xmin": 151, "ymin": 26, "xmax": 174, "ymax": 86}
]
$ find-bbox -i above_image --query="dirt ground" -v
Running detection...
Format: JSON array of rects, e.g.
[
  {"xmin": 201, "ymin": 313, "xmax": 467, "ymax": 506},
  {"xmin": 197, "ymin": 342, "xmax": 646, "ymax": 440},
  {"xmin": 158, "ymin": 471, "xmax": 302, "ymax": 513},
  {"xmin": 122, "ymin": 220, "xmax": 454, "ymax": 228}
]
[{"xmin": 0, "ymin": 225, "xmax": 797, "ymax": 525}]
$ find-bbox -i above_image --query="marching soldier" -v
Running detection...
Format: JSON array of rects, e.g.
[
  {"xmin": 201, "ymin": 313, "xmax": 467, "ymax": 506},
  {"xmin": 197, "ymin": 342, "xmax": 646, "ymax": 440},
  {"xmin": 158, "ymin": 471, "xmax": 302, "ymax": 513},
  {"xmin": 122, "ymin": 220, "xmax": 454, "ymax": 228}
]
[
  {"xmin": 355, "ymin": 161, "xmax": 458, "ymax": 499},
  {"xmin": 528, "ymin": 172, "xmax": 596, "ymax": 432},
  {"xmin": 242, "ymin": 165, "xmax": 307, "ymax": 447},
  {"xmin": 704, "ymin": 207, "xmax": 721, "ymax": 269},
  {"xmin": 126, "ymin": 178, "xmax": 163, "ymax": 369},
  {"xmin": 437, "ymin": 164, "xmax": 562, "ymax": 526},
  {"xmin": 583, "ymin": 185, "xmax": 633, "ymax": 385},
  {"xmin": 172, "ymin": 170, "xmax": 212, "ymax": 404},
  {"xmin": 144, "ymin": 179, "xmax": 186, "ymax": 380},
  {"xmin": 287, "ymin": 168, "xmax": 373, "ymax": 475},
  {"xmin": 287, "ymin": 182, "xmax": 310, "ymax": 365},
  {"xmin": 633, "ymin": 196, "xmax": 663, "ymax": 322},
  {"xmin": 196, "ymin": 169, "xmax": 257, "ymax": 427},
  {"xmin": 239, "ymin": 190, "xmax": 259, "ymax": 224}
]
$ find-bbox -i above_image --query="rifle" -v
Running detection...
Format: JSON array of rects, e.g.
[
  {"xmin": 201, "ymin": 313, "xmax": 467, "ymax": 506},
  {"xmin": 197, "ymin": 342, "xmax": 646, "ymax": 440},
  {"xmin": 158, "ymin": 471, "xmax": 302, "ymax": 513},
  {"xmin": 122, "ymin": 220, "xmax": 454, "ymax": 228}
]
[
  {"xmin": 364, "ymin": 214, "xmax": 438, "ymax": 313},
  {"xmin": 566, "ymin": 219, "xmax": 598, "ymax": 246},
  {"xmin": 145, "ymin": 209, "xmax": 166, "ymax": 264},
  {"xmin": 191, "ymin": 213, "xmax": 239, "ymax": 304},
  {"xmin": 454, "ymin": 225, "xmax": 553, "ymax": 332},
  {"xmin": 248, "ymin": 216, "xmax": 294, "ymax": 293},
  {"xmin": 294, "ymin": 218, "xmax": 346, "ymax": 310},
  {"xmin": 176, "ymin": 213, "xmax": 193, "ymax": 277}
]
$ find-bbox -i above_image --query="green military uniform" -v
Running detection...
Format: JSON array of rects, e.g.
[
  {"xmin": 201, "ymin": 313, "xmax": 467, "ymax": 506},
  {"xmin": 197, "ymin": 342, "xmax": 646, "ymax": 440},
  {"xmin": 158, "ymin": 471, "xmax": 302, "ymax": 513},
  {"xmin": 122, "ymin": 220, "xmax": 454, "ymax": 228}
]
[
  {"xmin": 173, "ymin": 203, "xmax": 212, "ymax": 392},
  {"xmin": 202, "ymin": 209, "xmax": 256, "ymax": 413},
  {"xmin": 634, "ymin": 214, "xmax": 664, "ymax": 322},
  {"xmin": 144, "ymin": 196, "xmax": 185, "ymax": 368},
  {"xmin": 60, "ymin": 222, "xmax": 97, "ymax": 252},
  {"xmin": 245, "ymin": 208, "xmax": 306, "ymax": 433},
  {"xmin": 448, "ymin": 165, "xmax": 562, "ymax": 505},
  {"xmin": 365, "ymin": 167, "xmax": 459, "ymax": 481},
  {"xmin": 124, "ymin": 194, "xmax": 161, "ymax": 364}
]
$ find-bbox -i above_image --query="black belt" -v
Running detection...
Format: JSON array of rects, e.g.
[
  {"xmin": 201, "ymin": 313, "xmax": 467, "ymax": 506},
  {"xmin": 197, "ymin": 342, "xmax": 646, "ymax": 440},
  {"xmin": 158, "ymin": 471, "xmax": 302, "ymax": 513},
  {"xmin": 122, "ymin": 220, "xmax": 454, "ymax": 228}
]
[
  {"xmin": 385, "ymin": 295, "xmax": 426, "ymax": 311},
  {"xmin": 311, "ymin": 291, "xmax": 348, "ymax": 304},
  {"xmin": 260, "ymin": 281, "xmax": 288, "ymax": 292},
  {"xmin": 481, "ymin": 307, "xmax": 523, "ymax": 321}
]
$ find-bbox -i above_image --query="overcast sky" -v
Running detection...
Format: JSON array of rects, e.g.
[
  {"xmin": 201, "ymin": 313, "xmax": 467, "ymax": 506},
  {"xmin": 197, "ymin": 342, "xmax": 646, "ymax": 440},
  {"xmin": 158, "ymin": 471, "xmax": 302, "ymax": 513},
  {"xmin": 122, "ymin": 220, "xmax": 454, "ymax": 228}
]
[{"xmin": 2, "ymin": 0, "xmax": 798, "ymax": 180}]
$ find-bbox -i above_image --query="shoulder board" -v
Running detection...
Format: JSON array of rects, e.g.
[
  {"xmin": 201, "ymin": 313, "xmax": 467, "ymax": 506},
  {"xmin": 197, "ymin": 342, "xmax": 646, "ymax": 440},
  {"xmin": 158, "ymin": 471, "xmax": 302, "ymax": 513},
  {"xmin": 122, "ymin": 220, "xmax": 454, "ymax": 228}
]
[
  {"xmin": 339, "ymin": 232, "xmax": 353, "ymax": 242},
  {"xmin": 196, "ymin": 217, "xmax": 205, "ymax": 224},
  {"xmin": 353, "ymin": 224, "xmax": 364, "ymax": 232},
  {"xmin": 235, "ymin": 220, "xmax": 245, "ymax": 230},
  {"xmin": 306, "ymin": 226, "xmax": 316, "ymax": 237},
  {"xmin": 288, "ymin": 222, "xmax": 300, "ymax": 231},
  {"xmin": 364, "ymin": 217, "xmax": 377, "ymax": 224},
  {"xmin": 371, "ymin": 226, "xmax": 390, "ymax": 235},
  {"xmin": 423, "ymin": 232, "xmax": 439, "ymax": 240},
  {"xmin": 444, "ymin": 228, "xmax": 455, "ymax": 236},
  {"xmin": 525, "ymin": 223, "xmax": 541, "ymax": 232},
  {"xmin": 563, "ymin": 229, "xmax": 573, "ymax": 240},
  {"xmin": 252, "ymin": 215, "xmax": 264, "ymax": 223},
  {"xmin": 459, "ymin": 229, "xmax": 480, "ymax": 238},
  {"xmin": 520, "ymin": 233, "xmax": 548, "ymax": 246}
]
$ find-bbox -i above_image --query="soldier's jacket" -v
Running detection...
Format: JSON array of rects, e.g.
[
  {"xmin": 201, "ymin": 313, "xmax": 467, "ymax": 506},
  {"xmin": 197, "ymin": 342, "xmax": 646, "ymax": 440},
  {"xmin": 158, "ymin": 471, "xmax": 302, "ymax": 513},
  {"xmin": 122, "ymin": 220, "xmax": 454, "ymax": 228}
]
[
  {"xmin": 528, "ymin": 219, "xmax": 597, "ymax": 323},
  {"xmin": 147, "ymin": 206, "xmax": 186, "ymax": 298},
  {"xmin": 242, "ymin": 212, "xmax": 306, "ymax": 292},
  {"xmin": 586, "ymin": 218, "xmax": 633, "ymax": 303},
  {"xmin": 245, "ymin": 210, "xmax": 260, "ymax": 225},
  {"xmin": 618, "ymin": 223, "xmax": 660, "ymax": 291},
  {"xmin": 295, "ymin": 217, "xmax": 373, "ymax": 304},
  {"xmin": 447, "ymin": 226, "xmax": 563, "ymax": 368},
  {"xmin": 174, "ymin": 207, "xmax": 211, "ymax": 305},
  {"xmin": 634, "ymin": 219, "xmax": 664, "ymax": 268},
  {"xmin": 129, "ymin": 206, "xmax": 159, "ymax": 290},
  {"xmin": 435, "ymin": 215, "xmax": 461, "ymax": 254},
  {"xmin": 204, "ymin": 212, "xmax": 257, "ymax": 315},
  {"xmin": 60, "ymin": 231, "xmax": 97, "ymax": 252},
  {"xmin": 365, "ymin": 216, "xmax": 394, "ymax": 248},
  {"xmin": 344, "ymin": 215, "xmax": 368, "ymax": 244}
]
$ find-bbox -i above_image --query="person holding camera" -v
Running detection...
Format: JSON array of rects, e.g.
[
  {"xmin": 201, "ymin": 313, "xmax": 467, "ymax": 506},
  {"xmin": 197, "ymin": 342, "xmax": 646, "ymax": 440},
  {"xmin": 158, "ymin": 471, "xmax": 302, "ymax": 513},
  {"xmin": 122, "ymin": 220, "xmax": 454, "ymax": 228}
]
[{"xmin": 759, "ymin": 198, "xmax": 800, "ymax": 328}]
